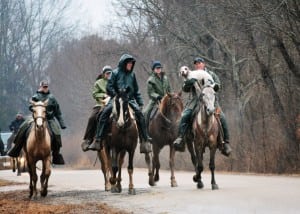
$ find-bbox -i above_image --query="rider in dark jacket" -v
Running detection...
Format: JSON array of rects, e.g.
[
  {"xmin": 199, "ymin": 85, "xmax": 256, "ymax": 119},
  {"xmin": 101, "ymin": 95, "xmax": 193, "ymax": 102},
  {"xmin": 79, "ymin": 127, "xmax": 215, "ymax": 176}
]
[
  {"xmin": 8, "ymin": 80, "xmax": 66, "ymax": 164},
  {"xmin": 88, "ymin": 54, "xmax": 152, "ymax": 153}
]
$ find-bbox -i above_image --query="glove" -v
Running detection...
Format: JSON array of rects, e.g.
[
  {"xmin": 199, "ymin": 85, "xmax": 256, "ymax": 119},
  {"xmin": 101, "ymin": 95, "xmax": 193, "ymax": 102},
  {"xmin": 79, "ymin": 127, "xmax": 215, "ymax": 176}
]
[
  {"xmin": 139, "ymin": 105, "xmax": 144, "ymax": 111},
  {"xmin": 185, "ymin": 78, "xmax": 197, "ymax": 85},
  {"xmin": 156, "ymin": 95, "xmax": 162, "ymax": 101},
  {"xmin": 61, "ymin": 126, "xmax": 66, "ymax": 129}
]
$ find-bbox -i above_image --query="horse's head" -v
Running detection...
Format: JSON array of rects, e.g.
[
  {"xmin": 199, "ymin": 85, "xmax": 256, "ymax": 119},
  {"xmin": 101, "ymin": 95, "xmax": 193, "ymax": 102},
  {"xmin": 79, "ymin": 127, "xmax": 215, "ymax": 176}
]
[
  {"xmin": 159, "ymin": 91, "xmax": 183, "ymax": 121},
  {"xmin": 199, "ymin": 86, "xmax": 216, "ymax": 116},
  {"xmin": 113, "ymin": 88, "xmax": 131, "ymax": 128},
  {"xmin": 29, "ymin": 99, "xmax": 48, "ymax": 128}
]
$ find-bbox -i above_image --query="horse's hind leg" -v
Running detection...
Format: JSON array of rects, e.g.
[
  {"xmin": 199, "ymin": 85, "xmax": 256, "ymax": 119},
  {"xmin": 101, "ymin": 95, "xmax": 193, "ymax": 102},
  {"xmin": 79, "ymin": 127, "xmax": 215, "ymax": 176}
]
[
  {"xmin": 40, "ymin": 157, "xmax": 51, "ymax": 197},
  {"xmin": 209, "ymin": 149, "xmax": 218, "ymax": 190},
  {"xmin": 170, "ymin": 146, "xmax": 177, "ymax": 187},
  {"xmin": 127, "ymin": 150, "xmax": 136, "ymax": 195}
]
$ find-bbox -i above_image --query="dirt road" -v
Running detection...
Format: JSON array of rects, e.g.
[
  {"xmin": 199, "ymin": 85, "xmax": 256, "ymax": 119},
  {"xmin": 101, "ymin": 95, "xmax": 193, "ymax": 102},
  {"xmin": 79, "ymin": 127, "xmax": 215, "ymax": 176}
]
[{"xmin": 1, "ymin": 168, "xmax": 300, "ymax": 213}]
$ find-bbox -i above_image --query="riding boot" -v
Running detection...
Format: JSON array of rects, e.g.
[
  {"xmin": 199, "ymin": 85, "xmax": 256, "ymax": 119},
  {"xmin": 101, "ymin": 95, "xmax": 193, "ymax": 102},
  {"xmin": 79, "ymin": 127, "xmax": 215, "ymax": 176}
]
[
  {"xmin": 220, "ymin": 113, "xmax": 232, "ymax": 157},
  {"xmin": 8, "ymin": 122, "xmax": 31, "ymax": 157},
  {"xmin": 173, "ymin": 109, "xmax": 192, "ymax": 152},
  {"xmin": 52, "ymin": 135, "xmax": 65, "ymax": 165},
  {"xmin": 88, "ymin": 139, "xmax": 103, "ymax": 151},
  {"xmin": 81, "ymin": 139, "xmax": 92, "ymax": 152},
  {"xmin": 135, "ymin": 111, "xmax": 152, "ymax": 153}
]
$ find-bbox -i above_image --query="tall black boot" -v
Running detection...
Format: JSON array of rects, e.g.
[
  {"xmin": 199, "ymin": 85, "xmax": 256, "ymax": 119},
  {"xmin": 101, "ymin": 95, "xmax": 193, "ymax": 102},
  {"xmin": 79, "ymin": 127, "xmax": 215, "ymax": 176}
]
[
  {"xmin": 52, "ymin": 135, "xmax": 65, "ymax": 165},
  {"xmin": 173, "ymin": 109, "xmax": 192, "ymax": 152},
  {"xmin": 8, "ymin": 123, "xmax": 31, "ymax": 157},
  {"xmin": 220, "ymin": 113, "xmax": 232, "ymax": 157},
  {"xmin": 135, "ymin": 111, "xmax": 152, "ymax": 153}
]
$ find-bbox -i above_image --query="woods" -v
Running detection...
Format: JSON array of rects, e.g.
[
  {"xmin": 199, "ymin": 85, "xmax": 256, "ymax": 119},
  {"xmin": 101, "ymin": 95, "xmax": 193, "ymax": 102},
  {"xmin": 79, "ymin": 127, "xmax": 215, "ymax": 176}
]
[{"xmin": 0, "ymin": 0, "xmax": 299, "ymax": 173}]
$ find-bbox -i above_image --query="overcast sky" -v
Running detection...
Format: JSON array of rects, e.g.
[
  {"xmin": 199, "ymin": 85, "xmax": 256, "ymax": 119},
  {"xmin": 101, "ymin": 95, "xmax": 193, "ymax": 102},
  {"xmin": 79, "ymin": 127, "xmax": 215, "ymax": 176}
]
[{"xmin": 67, "ymin": 0, "xmax": 116, "ymax": 35}]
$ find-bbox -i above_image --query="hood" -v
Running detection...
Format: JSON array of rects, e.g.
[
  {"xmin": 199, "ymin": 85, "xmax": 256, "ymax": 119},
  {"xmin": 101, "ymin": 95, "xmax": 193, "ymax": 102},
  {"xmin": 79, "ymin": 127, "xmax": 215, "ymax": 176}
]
[{"xmin": 118, "ymin": 53, "xmax": 136, "ymax": 72}]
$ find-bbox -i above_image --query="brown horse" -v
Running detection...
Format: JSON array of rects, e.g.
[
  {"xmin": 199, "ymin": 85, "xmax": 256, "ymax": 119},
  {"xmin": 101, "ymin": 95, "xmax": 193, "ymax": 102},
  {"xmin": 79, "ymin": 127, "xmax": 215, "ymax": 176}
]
[
  {"xmin": 146, "ymin": 92, "xmax": 183, "ymax": 187},
  {"xmin": 191, "ymin": 82, "xmax": 220, "ymax": 190},
  {"xmin": 109, "ymin": 89, "xmax": 138, "ymax": 194},
  {"xmin": 24, "ymin": 99, "xmax": 51, "ymax": 198}
]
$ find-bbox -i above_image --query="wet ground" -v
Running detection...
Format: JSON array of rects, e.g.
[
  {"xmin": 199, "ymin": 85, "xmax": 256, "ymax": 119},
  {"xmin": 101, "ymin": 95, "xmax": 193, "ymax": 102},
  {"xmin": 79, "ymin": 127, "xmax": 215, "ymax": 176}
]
[{"xmin": 1, "ymin": 168, "xmax": 300, "ymax": 213}]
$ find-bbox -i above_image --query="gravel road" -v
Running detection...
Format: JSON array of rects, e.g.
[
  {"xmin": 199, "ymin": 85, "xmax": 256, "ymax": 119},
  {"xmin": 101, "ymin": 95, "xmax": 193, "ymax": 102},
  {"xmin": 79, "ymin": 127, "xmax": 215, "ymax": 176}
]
[{"xmin": 1, "ymin": 167, "xmax": 299, "ymax": 213}]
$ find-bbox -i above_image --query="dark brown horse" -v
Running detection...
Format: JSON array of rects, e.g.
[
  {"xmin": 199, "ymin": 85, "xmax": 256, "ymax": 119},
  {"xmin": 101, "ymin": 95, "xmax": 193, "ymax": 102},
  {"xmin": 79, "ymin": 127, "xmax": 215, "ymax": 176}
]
[
  {"xmin": 109, "ymin": 89, "xmax": 138, "ymax": 194},
  {"xmin": 24, "ymin": 99, "xmax": 51, "ymax": 198},
  {"xmin": 191, "ymin": 82, "xmax": 220, "ymax": 190},
  {"xmin": 146, "ymin": 92, "xmax": 183, "ymax": 187}
]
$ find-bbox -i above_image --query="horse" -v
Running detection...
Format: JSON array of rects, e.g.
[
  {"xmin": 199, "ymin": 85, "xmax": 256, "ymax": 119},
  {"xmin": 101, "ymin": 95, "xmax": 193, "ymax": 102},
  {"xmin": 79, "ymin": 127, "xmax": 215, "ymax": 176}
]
[
  {"xmin": 109, "ymin": 89, "xmax": 138, "ymax": 194},
  {"xmin": 145, "ymin": 92, "xmax": 183, "ymax": 187},
  {"xmin": 12, "ymin": 149, "xmax": 27, "ymax": 176},
  {"xmin": 24, "ymin": 99, "xmax": 51, "ymax": 198},
  {"xmin": 190, "ymin": 80, "xmax": 220, "ymax": 190}
]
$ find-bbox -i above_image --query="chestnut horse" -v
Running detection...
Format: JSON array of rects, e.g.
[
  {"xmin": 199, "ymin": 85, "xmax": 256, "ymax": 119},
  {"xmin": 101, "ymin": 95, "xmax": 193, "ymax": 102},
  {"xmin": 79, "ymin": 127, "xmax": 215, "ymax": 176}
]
[
  {"xmin": 109, "ymin": 89, "xmax": 138, "ymax": 194},
  {"xmin": 191, "ymin": 81, "xmax": 220, "ymax": 190},
  {"xmin": 146, "ymin": 92, "xmax": 183, "ymax": 187},
  {"xmin": 24, "ymin": 99, "xmax": 51, "ymax": 198}
]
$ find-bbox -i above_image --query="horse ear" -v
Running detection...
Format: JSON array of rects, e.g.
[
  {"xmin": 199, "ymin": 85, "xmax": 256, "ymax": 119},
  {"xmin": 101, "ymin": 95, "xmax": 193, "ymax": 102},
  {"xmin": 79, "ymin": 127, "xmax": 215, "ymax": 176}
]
[
  {"xmin": 167, "ymin": 92, "xmax": 171, "ymax": 97},
  {"xmin": 29, "ymin": 99, "xmax": 34, "ymax": 105}
]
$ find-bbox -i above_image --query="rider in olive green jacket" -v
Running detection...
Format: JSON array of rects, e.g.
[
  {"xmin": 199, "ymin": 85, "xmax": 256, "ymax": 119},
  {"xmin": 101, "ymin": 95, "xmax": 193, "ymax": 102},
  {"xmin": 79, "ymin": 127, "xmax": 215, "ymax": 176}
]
[
  {"xmin": 81, "ymin": 65, "xmax": 112, "ymax": 152},
  {"xmin": 144, "ymin": 61, "xmax": 172, "ymax": 128}
]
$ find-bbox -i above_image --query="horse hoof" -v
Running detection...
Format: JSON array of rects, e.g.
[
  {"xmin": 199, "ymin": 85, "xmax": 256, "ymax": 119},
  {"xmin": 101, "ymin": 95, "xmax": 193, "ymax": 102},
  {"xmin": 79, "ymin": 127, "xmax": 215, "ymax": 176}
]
[
  {"xmin": 171, "ymin": 181, "xmax": 178, "ymax": 187},
  {"xmin": 212, "ymin": 184, "xmax": 219, "ymax": 190},
  {"xmin": 128, "ymin": 188, "xmax": 136, "ymax": 195},
  {"xmin": 193, "ymin": 175, "xmax": 198, "ymax": 183},
  {"xmin": 197, "ymin": 181, "xmax": 204, "ymax": 189},
  {"xmin": 149, "ymin": 179, "xmax": 155, "ymax": 187},
  {"xmin": 41, "ymin": 189, "xmax": 48, "ymax": 197}
]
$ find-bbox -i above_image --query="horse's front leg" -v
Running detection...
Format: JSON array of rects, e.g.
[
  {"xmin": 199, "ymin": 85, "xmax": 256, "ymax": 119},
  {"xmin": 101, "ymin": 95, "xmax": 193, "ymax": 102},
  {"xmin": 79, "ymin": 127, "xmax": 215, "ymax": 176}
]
[
  {"xmin": 169, "ymin": 145, "xmax": 177, "ymax": 187},
  {"xmin": 98, "ymin": 147, "xmax": 111, "ymax": 191},
  {"xmin": 116, "ymin": 150, "xmax": 125, "ymax": 193},
  {"xmin": 193, "ymin": 144, "xmax": 204, "ymax": 189},
  {"xmin": 144, "ymin": 151, "xmax": 154, "ymax": 186},
  {"xmin": 31, "ymin": 161, "xmax": 38, "ymax": 199},
  {"xmin": 209, "ymin": 148, "xmax": 218, "ymax": 190},
  {"xmin": 40, "ymin": 157, "xmax": 51, "ymax": 197},
  {"xmin": 110, "ymin": 148, "xmax": 118, "ymax": 192},
  {"xmin": 128, "ymin": 150, "xmax": 136, "ymax": 195}
]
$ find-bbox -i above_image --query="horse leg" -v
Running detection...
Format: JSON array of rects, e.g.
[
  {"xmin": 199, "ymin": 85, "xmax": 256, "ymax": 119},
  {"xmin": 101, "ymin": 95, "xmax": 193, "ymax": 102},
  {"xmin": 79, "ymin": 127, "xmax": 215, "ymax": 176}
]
[
  {"xmin": 17, "ymin": 157, "xmax": 21, "ymax": 176},
  {"xmin": 209, "ymin": 148, "xmax": 218, "ymax": 190},
  {"xmin": 98, "ymin": 148, "xmax": 111, "ymax": 191},
  {"xmin": 12, "ymin": 158, "xmax": 16, "ymax": 173},
  {"xmin": 194, "ymin": 147, "xmax": 204, "ymax": 189},
  {"xmin": 40, "ymin": 157, "xmax": 51, "ymax": 197},
  {"xmin": 110, "ymin": 148, "xmax": 119, "ymax": 192},
  {"xmin": 31, "ymin": 161, "xmax": 38, "ymax": 199},
  {"xmin": 144, "ymin": 151, "xmax": 154, "ymax": 186},
  {"xmin": 27, "ymin": 161, "xmax": 34, "ymax": 198},
  {"xmin": 116, "ymin": 151, "xmax": 125, "ymax": 193},
  {"xmin": 153, "ymin": 146, "xmax": 160, "ymax": 182},
  {"xmin": 186, "ymin": 140, "xmax": 197, "ymax": 168},
  {"xmin": 170, "ymin": 146, "xmax": 177, "ymax": 187},
  {"xmin": 127, "ymin": 150, "xmax": 136, "ymax": 195}
]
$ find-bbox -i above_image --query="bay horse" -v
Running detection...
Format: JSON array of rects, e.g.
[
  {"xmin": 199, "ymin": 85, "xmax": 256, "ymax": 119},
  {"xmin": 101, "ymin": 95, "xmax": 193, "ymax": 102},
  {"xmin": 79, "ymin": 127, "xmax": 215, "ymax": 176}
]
[
  {"xmin": 109, "ymin": 89, "xmax": 138, "ymax": 194},
  {"xmin": 146, "ymin": 92, "xmax": 183, "ymax": 187},
  {"xmin": 191, "ymin": 80, "xmax": 220, "ymax": 190},
  {"xmin": 24, "ymin": 99, "xmax": 51, "ymax": 198}
]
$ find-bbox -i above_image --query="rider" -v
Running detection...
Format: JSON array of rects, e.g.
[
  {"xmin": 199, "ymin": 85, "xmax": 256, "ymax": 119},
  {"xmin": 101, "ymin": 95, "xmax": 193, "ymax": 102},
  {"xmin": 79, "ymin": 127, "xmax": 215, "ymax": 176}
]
[
  {"xmin": 7, "ymin": 113, "xmax": 25, "ymax": 151},
  {"xmin": 173, "ymin": 57, "xmax": 232, "ymax": 156},
  {"xmin": 81, "ymin": 65, "xmax": 112, "ymax": 152},
  {"xmin": 8, "ymin": 80, "xmax": 67, "ymax": 164},
  {"xmin": 88, "ymin": 53, "xmax": 152, "ymax": 153},
  {"xmin": 143, "ymin": 61, "xmax": 172, "ymax": 129}
]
